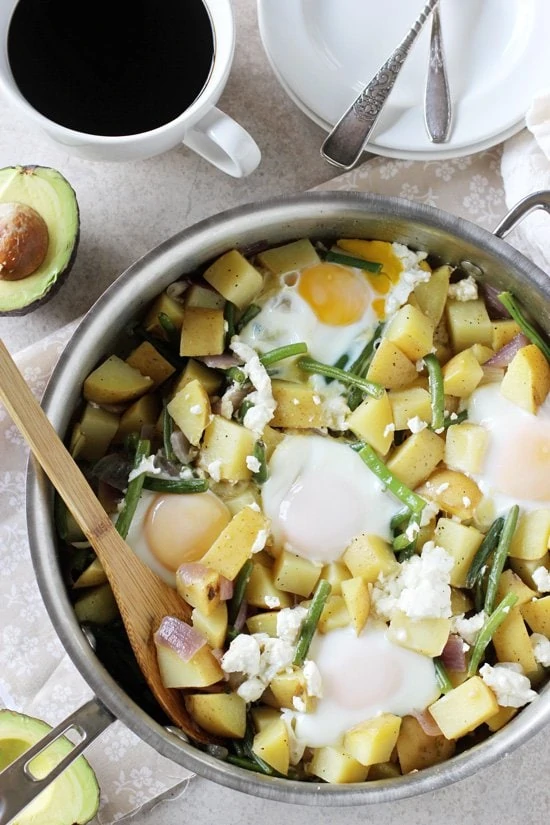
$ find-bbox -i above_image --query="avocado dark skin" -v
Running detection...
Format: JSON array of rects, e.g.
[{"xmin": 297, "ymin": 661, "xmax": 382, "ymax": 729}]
[{"xmin": 0, "ymin": 165, "xmax": 80, "ymax": 316}]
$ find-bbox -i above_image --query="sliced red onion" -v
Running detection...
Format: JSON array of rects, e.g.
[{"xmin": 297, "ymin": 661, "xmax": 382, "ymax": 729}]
[
  {"xmin": 166, "ymin": 280, "xmax": 190, "ymax": 303},
  {"xmin": 411, "ymin": 708, "xmax": 443, "ymax": 737},
  {"xmin": 219, "ymin": 576, "xmax": 234, "ymax": 602},
  {"xmin": 234, "ymin": 599, "xmax": 248, "ymax": 633},
  {"xmin": 484, "ymin": 333, "xmax": 529, "ymax": 367},
  {"xmin": 441, "ymin": 633, "xmax": 467, "ymax": 672},
  {"xmin": 480, "ymin": 283, "xmax": 511, "ymax": 320},
  {"xmin": 176, "ymin": 563, "xmax": 213, "ymax": 587},
  {"xmin": 211, "ymin": 647, "xmax": 224, "ymax": 664},
  {"xmin": 170, "ymin": 430, "xmax": 194, "ymax": 464},
  {"xmin": 91, "ymin": 453, "xmax": 132, "ymax": 491},
  {"xmin": 198, "ymin": 354, "xmax": 241, "ymax": 369},
  {"xmin": 154, "ymin": 616, "xmax": 206, "ymax": 662},
  {"xmin": 214, "ymin": 383, "xmax": 252, "ymax": 418}
]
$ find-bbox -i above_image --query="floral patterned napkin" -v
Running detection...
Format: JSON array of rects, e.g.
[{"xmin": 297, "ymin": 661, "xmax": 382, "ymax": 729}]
[{"xmin": 0, "ymin": 144, "xmax": 511, "ymax": 823}]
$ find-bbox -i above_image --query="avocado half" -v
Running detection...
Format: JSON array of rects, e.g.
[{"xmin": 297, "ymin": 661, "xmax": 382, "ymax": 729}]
[
  {"xmin": 0, "ymin": 708, "xmax": 100, "ymax": 824},
  {"xmin": 0, "ymin": 165, "xmax": 80, "ymax": 316}
]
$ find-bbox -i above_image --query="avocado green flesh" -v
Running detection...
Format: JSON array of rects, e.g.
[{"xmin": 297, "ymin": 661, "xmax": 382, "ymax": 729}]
[
  {"xmin": 0, "ymin": 709, "xmax": 100, "ymax": 825},
  {"xmin": 0, "ymin": 165, "xmax": 79, "ymax": 314}
]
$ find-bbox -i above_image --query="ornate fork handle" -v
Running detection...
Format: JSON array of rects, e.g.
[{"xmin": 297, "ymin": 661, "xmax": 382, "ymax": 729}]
[{"xmin": 321, "ymin": 0, "xmax": 440, "ymax": 170}]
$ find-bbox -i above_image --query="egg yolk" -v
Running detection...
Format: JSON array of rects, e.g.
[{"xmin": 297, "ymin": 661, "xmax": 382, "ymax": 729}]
[
  {"xmin": 144, "ymin": 491, "xmax": 231, "ymax": 571},
  {"xmin": 337, "ymin": 239, "xmax": 404, "ymax": 284},
  {"xmin": 297, "ymin": 263, "xmax": 370, "ymax": 325}
]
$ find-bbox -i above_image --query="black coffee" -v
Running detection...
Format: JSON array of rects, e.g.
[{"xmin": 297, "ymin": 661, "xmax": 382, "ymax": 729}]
[{"xmin": 8, "ymin": 0, "xmax": 215, "ymax": 136}]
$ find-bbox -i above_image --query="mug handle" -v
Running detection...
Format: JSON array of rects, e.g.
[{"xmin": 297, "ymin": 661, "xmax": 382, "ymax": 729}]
[{"xmin": 182, "ymin": 107, "xmax": 261, "ymax": 178}]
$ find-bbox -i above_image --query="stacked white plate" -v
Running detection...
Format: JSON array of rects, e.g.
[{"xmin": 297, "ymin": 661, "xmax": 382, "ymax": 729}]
[{"xmin": 257, "ymin": 0, "xmax": 550, "ymax": 161}]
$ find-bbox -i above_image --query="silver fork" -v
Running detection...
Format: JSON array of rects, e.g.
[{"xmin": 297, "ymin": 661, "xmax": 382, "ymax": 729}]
[{"xmin": 424, "ymin": 5, "xmax": 452, "ymax": 142}]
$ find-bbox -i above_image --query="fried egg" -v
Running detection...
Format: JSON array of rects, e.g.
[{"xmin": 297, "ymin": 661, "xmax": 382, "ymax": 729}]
[
  {"xmin": 122, "ymin": 489, "xmax": 231, "ymax": 586},
  {"xmin": 289, "ymin": 622, "xmax": 440, "ymax": 748},
  {"xmin": 467, "ymin": 382, "xmax": 550, "ymax": 516},
  {"xmin": 262, "ymin": 434, "xmax": 402, "ymax": 563}
]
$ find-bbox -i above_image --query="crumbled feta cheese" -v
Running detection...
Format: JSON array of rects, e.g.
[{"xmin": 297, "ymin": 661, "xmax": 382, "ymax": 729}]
[
  {"xmin": 533, "ymin": 566, "xmax": 550, "ymax": 593},
  {"xmin": 462, "ymin": 496, "xmax": 471, "ymax": 508},
  {"xmin": 280, "ymin": 710, "xmax": 307, "ymax": 765},
  {"xmin": 312, "ymin": 394, "xmax": 321, "ymax": 405},
  {"xmin": 190, "ymin": 404, "xmax": 202, "ymax": 415},
  {"xmin": 230, "ymin": 339, "xmax": 276, "ymax": 435},
  {"xmin": 407, "ymin": 416, "xmax": 427, "ymax": 434},
  {"xmin": 264, "ymin": 595, "xmax": 281, "ymax": 608},
  {"xmin": 293, "ymin": 695, "xmax": 307, "ymax": 712},
  {"xmin": 246, "ymin": 455, "xmax": 262, "ymax": 473},
  {"xmin": 251, "ymin": 528, "xmax": 268, "ymax": 554},
  {"xmin": 531, "ymin": 632, "xmax": 550, "ymax": 667},
  {"xmin": 449, "ymin": 412, "xmax": 458, "ymax": 421},
  {"xmin": 404, "ymin": 520, "xmax": 420, "ymax": 542},
  {"xmin": 179, "ymin": 466, "xmax": 194, "ymax": 480},
  {"xmin": 420, "ymin": 500, "xmax": 439, "ymax": 526},
  {"xmin": 207, "ymin": 459, "xmax": 222, "ymax": 482},
  {"xmin": 259, "ymin": 637, "xmax": 295, "ymax": 682},
  {"xmin": 221, "ymin": 633, "xmax": 294, "ymax": 701},
  {"xmin": 384, "ymin": 245, "xmax": 430, "ymax": 316},
  {"xmin": 276, "ymin": 606, "xmax": 308, "ymax": 645},
  {"xmin": 448, "ymin": 276, "xmax": 478, "ymax": 302},
  {"xmin": 415, "ymin": 359, "xmax": 425, "ymax": 372},
  {"xmin": 431, "ymin": 481, "xmax": 450, "ymax": 496},
  {"xmin": 479, "ymin": 662, "xmax": 537, "ymax": 707},
  {"xmin": 292, "ymin": 398, "xmax": 300, "ymax": 406},
  {"xmin": 128, "ymin": 455, "xmax": 161, "ymax": 482},
  {"xmin": 221, "ymin": 634, "xmax": 261, "ymax": 677},
  {"xmin": 237, "ymin": 677, "xmax": 266, "ymax": 703},
  {"xmin": 322, "ymin": 394, "xmax": 350, "ymax": 431},
  {"xmin": 247, "ymin": 501, "xmax": 261, "ymax": 512},
  {"xmin": 384, "ymin": 423, "xmax": 395, "ymax": 438},
  {"xmin": 303, "ymin": 659, "xmax": 323, "ymax": 698},
  {"xmin": 452, "ymin": 611, "xmax": 486, "ymax": 646}
]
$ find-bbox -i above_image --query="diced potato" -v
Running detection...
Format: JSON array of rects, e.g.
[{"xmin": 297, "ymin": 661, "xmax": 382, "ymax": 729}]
[
  {"xmin": 83, "ymin": 355, "xmax": 153, "ymax": 405},
  {"xmin": 171, "ymin": 358, "xmax": 223, "ymax": 397},
  {"xmin": 492, "ymin": 320, "xmax": 521, "ymax": 352},
  {"xmin": 180, "ymin": 306, "xmax": 225, "ymax": 357},
  {"xmin": 251, "ymin": 706, "xmax": 281, "ymax": 732},
  {"xmin": 445, "ymin": 298, "xmax": 493, "ymax": 352},
  {"xmin": 184, "ymin": 283, "xmax": 225, "ymax": 309},
  {"xmin": 511, "ymin": 554, "xmax": 550, "ymax": 590},
  {"xmin": 450, "ymin": 587, "xmax": 473, "ymax": 616},
  {"xmin": 176, "ymin": 566, "xmax": 223, "ymax": 616},
  {"xmin": 429, "ymin": 676, "xmax": 499, "ymax": 739},
  {"xmin": 367, "ymin": 762, "xmax": 402, "ymax": 780},
  {"xmin": 444, "ymin": 423, "xmax": 488, "ymax": 474},
  {"xmin": 191, "ymin": 602, "xmax": 228, "ymax": 649},
  {"xmin": 73, "ymin": 557, "xmax": 107, "ymax": 589},
  {"xmin": 492, "ymin": 607, "xmax": 539, "ymax": 679},
  {"xmin": 521, "ymin": 595, "xmax": 550, "ymax": 636},
  {"xmin": 344, "ymin": 714, "xmax": 401, "ymax": 766},
  {"xmin": 387, "ymin": 611, "xmax": 451, "ymax": 657},
  {"xmin": 201, "ymin": 507, "xmax": 269, "ymax": 580},
  {"xmin": 413, "ymin": 265, "xmax": 452, "ymax": 326},
  {"xmin": 73, "ymin": 583, "xmax": 118, "ymax": 625},
  {"xmin": 246, "ymin": 562, "xmax": 293, "ymax": 610},
  {"xmin": 155, "ymin": 639, "xmax": 223, "ymax": 688},
  {"xmin": 216, "ymin": 483, "xmax": 261, "ymax": 516},
  {"xmin": 495, "ymin": 570, "xmax": 537, "ymax": 608},
  {"xmin": 185, "ymin": 692, "xmax": 246, "ymax": 738},
  {"xmin": 318, "ymin": 595, "xmax": 350, "ymax": 633},
  {"xmin": 509, "ymin": 510, "xmax": 550, "ymax": 560},
  {"xmin": 144, "ymin": 290, "xmax": 187, "ymax": 338},
  {"xmin": 125, "ymin": 341, "xmax": 175, "ymax": 389},
  {"xmin": 433, "ymin": 518, "xmax": 484, "ymax": 588},
  {"xmin": 486, "ymin": 706, "xmax": 518, "ymax": 732},
  {"xmin": 341, "ymin": 577, "xmax": 370, "ymax": 635},
  {"xmin": 366, "ymin": 339, "xmax": 418, "ymax": 390},
  {"xmin": 470, "ymin": 343, "xmax": 495, "ymax": 364},
  {"xmin": 500, "ymin": 344, "xmax": 550, "ymax": 413},
  {"xmin": 343, "ymin": 534, "xmax": 398, "ymax": 583},
  {"xmin": 418, "ymin": 469, "xmax": 482, "ymax": 521},
  {"xmin": 347, "ymin": 391, "xmax": 394, "ymax": 455},
  {"xmin": 256, "ymin": 238, "xmax": 320, "ymax": 274},
  {"xmin": 252, "ymin": 718, "xmax": 290, "ymax": 775},
  {"xmin": 203, "ymin": 249, "xmax": 264, "ymax": 310},
  {"xmin": 261, "ymin": 424, "xmax": 284, "ymax": 459},
  {"xmin": 269, "ymin": 669, "xmax": 315, "ymax": 712},
  {"xmin": 388, "ymin": 387, "xmax": 432, "ymax": 431},
  {"xmin": 320, "ymin": 562, "xmax": 351, "ymax": 595},
  {"xmin": 115, "ymin": 393, "xmax": 160, "ymax": 443},
  {"xmin": 442, "ymin": 348, "xmax": 484, "ymax": 397},
  {"xmin": 200, "ymin": 416, "xmax": 256, "ymax": 482},
  {"xmin": 309, "ymin": 746, "xmax": 368, "ymax": 784},
  {"xmin": 73, "ymin": 403, "xmax": 120, "ymax": 460},
  {"xmin": 69, "ymin": 426, "xmax": 87, "ymax": 460},
  {"xmin": 270, "ymin": 380, "xmax": 325, "ymax": 429},
  {"xmin": 396, "ymin": 715, "xmax": 456, "ymax": 774},
  {"xmin": 386, "ymin": 429, "xmax": 445, "ymax": 489},
  {"xmin": 383, "ymin": 304, "xmax": 434, "ymax": 360},
  {"xmin": 167, "ymin": 378, "xmax": 211, "ymax": 446},
  {"xmin": 246, "ymin": 611, "xmax": 279, "ymax": 636},
  {"xmin": 272, "ymin": 551, "xmax": 322, "ymax": 597}
]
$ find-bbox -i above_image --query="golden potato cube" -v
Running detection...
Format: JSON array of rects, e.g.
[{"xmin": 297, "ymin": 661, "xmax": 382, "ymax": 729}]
[
  {"xmin": 446, "ymin": 299, "xmax": 493, "ymax": 352},
  {"xmin": 309, "ymin": 746, "xmax": 368, "ymax": 783},
  {"xmin": 492, "ymin": 607, "xmax": 539, "ymax": 679},
  {"xmin": 434, "ymin": 518, "xmax": 484, "ymax": 588},
  {"xmin": 388, "ymin": 387, "xmax": 431, "ymax": 431},
  {"xmin": 176, "ymin": 566, "xmax": 223, "ymax": 616},
  {"xmin": 256, "ymin": 238, "xmax": 321, "ymax": 274},
  {"xmin": 444, "ymin": 423, "xmax": 488, "ymax": 474},
  {"xmin": 115, "ymin": 393, "xmax": 160, "ymax": 443},
  {"xmin": 73, "ymin": 557, "xmax": 107, "ymax": 590},
  {"xmin": 318, "ymin": 595, "xmax": 350, "ymax": 633},
  {"xmin": 74, "ymin": 403, "xmax": 120, "ymax": 460},
  {"xmin": 191, "ymin": 602, "xmax": 228, "ymax": 649},
  {"xmin": 486, "ymin": 706, "xmax": 518, "ymax": 732},
  {"xmin": 167, "ymin": 378, "xmax": 211, "ymax": 446},
  {"xmin": 83, "ymin": 355, "xmax": 154, "ymax": 405},
  {"xmin": 201, "ymin": 507, "xmax": 270, "ymax": 580},
  {"xmin": 180, "ymin": 306, "xmax": 225, "ymax": 357},
  {"xmin": 495, "ymin": 569, "xmax": 538, "ymax": 608},
  {"xmin": 126, "ymin": 341, "xmax": 175, "ymax": 389},
  {"xmin": 450, "ymin": 587, "xmax": 473, "ymax": 616},
  {"xmin": 511, "ymin": 554, "xmax": 550, "ymax": 590},
  {"xmin": 343, "ymin": 534, "xmax": 398, "ymax": 582},
  {"xmin": 418, "ymin": 469, "xmax": 482, "ymax": 521},
  {"xmin": 184, "ymin": 283, "xmax": 225, "ymax": 309},
  {"xmin": 221, "ymin": 485, "xmax": 262, "ymax": 517},
  {"xmin": 246, "ymin": 611, "xmax": 279, "ymax": 637},
  {"xmin": 269, "ymin": 670, "xmax": 315, "ymax": 712},
  {"xmin": 344, "ymin": 714, "xmax": 401, "ymax": 766},
  {"xmin": 442, "ymin": 348, "xmax": 484, "ymax": 398},
  {"xmin": 320, "ymin": 562, "xmax": 351, "ymax": 595},
  {"xmin": 203, "ymin": 249, "xmax": 264, "ymax": 310},
  {"xmin": 384, "ymin": 304, "xmax": 435, "ymax": 360},
  {"xmin": 386, "ymin": 429, "xmax": 445, "ymax": 489},
  {"xmin": 261, "ymin": 424, "xmax": 284, "ymax": 459},
  {"xmin": 413, "ymin": 265, "xmax": 452, "ymax": 326},
  {"xmin": 200, "ymin": 415, "xmax": 256, "ymax": 482},
  {"xmin": 270, "ymin": 380, "xmax": 325, "ymax": 429},
  {"xmin": 347, "ymin": 391, "xmax": 394, "ymax": 455},
  {"xmin": 171, "ymin": 358, "xmax": 223, "ymax": 397},
  {"xmin": 272, "ymin": 551, "xmax": 322, "ymax": 597},
  {"xmin": 492, "ymin": 319, "xmax": 521, "ymax": 351},
  {"xmin": 429, "ymin": 676, "xmax": 498, "ymax": 739},
  {"xmin": 396, "ymin": 715, "xmax": 456, "ymax": 774},
  {"xmin": 252, "ymin": 718, "xmax": 290, "ymax": 775},
  {"xmin": 500, "ymin": 344, "xmax": 550, "ymax": 413},
  {"xmin": 366, "ymin": 339, "xmax": 418, "ymax": 390},
  {"xmin": 185, "ymin": 692, "xmax": 246, "ymax": 738},
  {"xmin": 367, "ymin": 762, "xmax": 402, "ymax": 780},
  {"xmin": 251, "ymin": 706, "xmax": 281, "ymax": 732},
  {"xmin": 245, "ymin": 562, "xmax": 293, "ymax": 610},
  {"xmin": 155, "ymin": 640, "xmax": 223, "ymax": 688},
  {"xmin": 509, "ymin": 510, "xmax": 550, "ymax": 560},
  {"xmin": 470, "ymin": 343, "xmax": 495, "ymax": 364},
  {"xmin": 521, "ymin": 595, "xmax": 550, "ymax": 636},
  {"xmin": 144, "ymin": 290, "xmax": 187, "ymax": 338},
  {"xmin": 388, "ymin": 611, "xmax": 451, "ymax": 657},
  {"xmin": 73, "ymin": 583, "xmax": 118, "ymax": 625},
  {"xmin": 341, "ymin": 577, "xmax": 370, "ymax": 635}
]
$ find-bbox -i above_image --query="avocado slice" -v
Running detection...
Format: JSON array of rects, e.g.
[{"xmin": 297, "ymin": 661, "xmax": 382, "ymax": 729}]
[
  {"xmin": 0, "ymin": 165, "xmax": 79, "ymax": 315},
  {"xmin": 0, "ymin": 709, "xmax": 99, "ymax": 824}
]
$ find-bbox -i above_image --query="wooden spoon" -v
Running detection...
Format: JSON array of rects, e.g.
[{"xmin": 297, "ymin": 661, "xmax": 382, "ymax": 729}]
[{"xmin": 0, "ymin": 339, "xmax": 212, "ymax": 744}]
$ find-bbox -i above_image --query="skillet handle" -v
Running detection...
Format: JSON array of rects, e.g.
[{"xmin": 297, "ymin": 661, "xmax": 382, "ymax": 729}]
[
  {"xmin": 494, "ymin": 190, "xmax": 550, "ymax": 239},
  {"xmin": 0, "ymin": 698, "xmax": 114, "ymax": 825}
]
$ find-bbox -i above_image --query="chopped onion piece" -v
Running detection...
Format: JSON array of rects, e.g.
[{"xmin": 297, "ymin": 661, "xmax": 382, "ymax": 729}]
[
  {"xmin": 198, "ymin": 354, "xmax": 240, "ymax": 369},
  {"xmin": 219, "ymin": 576, "xmax": 234, "ymax": 602},
  {"xmin": 411, "ymin": 708, "xmax": 443, "ymax": 737},
  {"xmin": 170, "ymin": 430, "xmax": 194, "ymax": 464},
  {"xmin": 480, "ymin": 283, "xmax": 510, "ymax": 320},
  {"xmin": 234, "ymin": 599, "xmax": 248, "ymax": 632},
  {"xmin": 484, "ymin": 333, "xmax": 529, "ymax": 367},
  {"xmin": 176, "ymin": 563, "xmax": 213, "ymax": 587},
  {"xmin": 441, "ymin": 633, "xmax": 467, "ymax": 672},
  {"xmin": 154, "ymin": 616, "xmax": 206, "ymax": 662}
]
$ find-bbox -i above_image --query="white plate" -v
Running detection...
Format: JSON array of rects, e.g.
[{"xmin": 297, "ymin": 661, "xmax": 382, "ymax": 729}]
[{"xmin": 257, "ymin": 0, "xmax": 550, "ymax": 160}]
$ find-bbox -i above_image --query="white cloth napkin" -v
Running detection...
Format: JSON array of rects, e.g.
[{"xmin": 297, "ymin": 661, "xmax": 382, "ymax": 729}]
[{"xmin": 501, "ymin": 90, "xmax": 550, "ymax": 274}]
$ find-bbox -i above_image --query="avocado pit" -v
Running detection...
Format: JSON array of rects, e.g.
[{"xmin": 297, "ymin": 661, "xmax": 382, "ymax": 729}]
[{"xmin": 0, "ymin": 201, "xmax": 49, "ymax": 281}]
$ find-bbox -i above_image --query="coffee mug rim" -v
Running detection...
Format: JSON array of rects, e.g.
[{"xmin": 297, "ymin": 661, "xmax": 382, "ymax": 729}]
[{"xmin": 0, "ymin": 0, "xmax": 235, "ymax": 145}]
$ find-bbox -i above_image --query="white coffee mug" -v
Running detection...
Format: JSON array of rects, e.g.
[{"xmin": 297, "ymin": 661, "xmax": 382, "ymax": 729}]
[{"xmin": 0, "ymin": 0, "xmax": 261, "ymax": 177}]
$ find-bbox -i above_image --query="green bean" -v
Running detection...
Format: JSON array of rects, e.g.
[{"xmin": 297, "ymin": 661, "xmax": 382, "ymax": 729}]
[
  {"xmin": 393, "ymin": 514, "xmax": 420, "ymax": 561},
  {"xmin": 434, "ymin": 658, "xmax": 453, "ymax": 694},
  {"xmin": 157, "ymin": 312, "xmax": 179, "ymax": 344},
  {"xmin": 240, "ymin": 719, "xmax": 287, "ymax": 777},
  {"xmin": 236, "ymin": 303, "xmax": 261, "ymax": 332},
  {"xmin": 483, "ymin": 505, "xmax": 519, "ymax": 615},
  {"xmin": 252, "ymin": 440, "xmax": 268, "ymax": 484},
  {"xmin": 347, "ymin": 322, "xmax": 385, "ymax": 377},
  {"xmin": 325, "ymin": 249, "xmax": 383, "ymax": 273},
  {"xmin": 225, "ymin": 754, "xmax": 269, "ymax": 774},
  {"xmin": 142, "ymin": 476, "xmax": 208, "ymax": 494},
  {"xmin": 224, "ymin": 301, "xmax": 236, "ymax": 345},
  {"xmin": 227, "ymin": 559, "xmax": 254, "ymax": 627},
  {"xmin": 443, "ymin": 409, "xmax": 468, "ymax": 428},
  {"xmin": 162, "ymin": 406, "xmax": 176, "ymax": 463},
  {"xmin": 498, "ymin": 291, "xmax": 550, "ymax": 362},
  {"xmin": 115, "ymin": 438, "xmax": 151, "ymax": 539},
  {"xmin": 293, "ymin": 579, "xmax": 332, "ymax": 666},
  {"xmin": 333, "ymin": 354, "xmax": 349, "ymax": 371},
  {"xmin": 423, "ymin": 353, "xmax": 445, "ymax": 431},
  {"xmin": 226, "ymin": 366, "xmax": 247, "ymax": 384},
  {"xmin": 465, "ymin": 517, "xmax": 504, "ymax": 589},
  {"xmin": 124, "ymin": 432, "xmax": 139, "ymax": 454},
  {"xmin": 298, "ymin": 357, "xmax": 384, "ymax": 399},
  {"xmin": 467, "ymin": 591, "xmax": 519, "ymax": 676},
  {"xmin": 236, "ymin": 398, "xmax": 254, "ymax": 424},
  {"xmin": 259, "ymin": 342, "xmax": 308, "ymax": 367},
  {"xmin": 355, "ymin": 443, "xmax": 427, "ymax": 518},
  {"xmin": 390, "ymin": 507, "xmax": 411, "ymax": 533}
]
